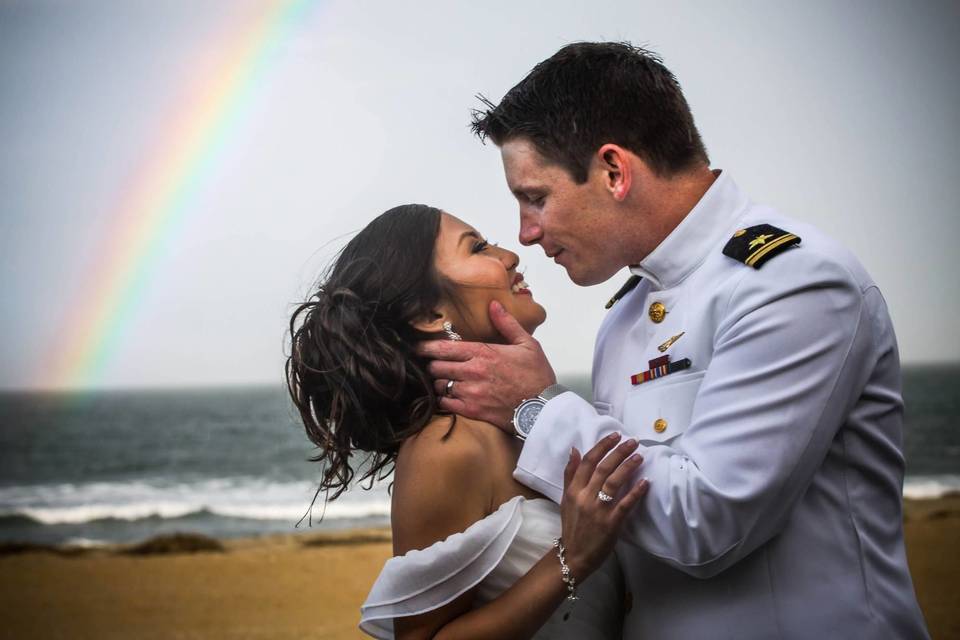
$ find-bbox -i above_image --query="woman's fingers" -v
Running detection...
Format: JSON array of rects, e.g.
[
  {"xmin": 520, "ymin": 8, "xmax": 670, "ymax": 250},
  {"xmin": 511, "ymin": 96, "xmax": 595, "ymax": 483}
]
[
  {"xmin": 598, "ymin": 451, "xmax": 644, "ymax": 498},
  {"xmin": 558, "ymin": 440, "xmax": 651, "ymax": 580},
  {"xmin": 563, "ymin": 447, "xmax": 581, "ymax": 492},
  {"xmin": 571, "ymin": 433, "xmax": 622, "ymax": 489},
  {"xmin": 586, "ymin": 438, "xmax": 639, "ymax": 495},
  {"xmin": 613, "ymin": 477, "xmax": 650, "ymax": 520}
]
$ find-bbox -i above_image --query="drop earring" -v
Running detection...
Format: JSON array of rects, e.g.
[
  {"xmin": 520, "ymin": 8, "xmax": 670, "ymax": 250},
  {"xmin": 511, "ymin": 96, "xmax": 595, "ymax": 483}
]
[{"xmin": 442, "ymin": 321, "xmax": 462, "ymax": 341}]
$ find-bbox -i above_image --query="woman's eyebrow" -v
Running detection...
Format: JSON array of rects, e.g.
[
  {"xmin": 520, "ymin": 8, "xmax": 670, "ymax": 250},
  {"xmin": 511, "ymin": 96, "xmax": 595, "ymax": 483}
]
[{"xmin": 458, "ymin": 230, "xmax": 481, "ymax": 246}]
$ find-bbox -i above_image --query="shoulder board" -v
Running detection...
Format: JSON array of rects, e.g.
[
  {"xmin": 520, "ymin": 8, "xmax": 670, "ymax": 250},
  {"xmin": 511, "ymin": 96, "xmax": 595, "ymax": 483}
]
[
  {"xmin": 723, "ymin": 224, "xmax": 801, "ymax": 269},
  {"xmin": 605, "ymin": 275, "xmax": 642, "ymax": 309}
]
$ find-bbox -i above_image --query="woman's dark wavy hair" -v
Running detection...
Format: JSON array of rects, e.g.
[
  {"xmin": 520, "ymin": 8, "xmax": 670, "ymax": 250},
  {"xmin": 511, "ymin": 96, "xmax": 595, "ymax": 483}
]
[{"xmin": 286, "ymin": 204, "xmax": 454, "ymax": 507}]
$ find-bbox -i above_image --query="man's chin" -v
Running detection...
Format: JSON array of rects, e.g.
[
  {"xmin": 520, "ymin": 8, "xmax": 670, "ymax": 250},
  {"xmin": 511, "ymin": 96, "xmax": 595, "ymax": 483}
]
[
  {"xmin": 564, "ymin": 265, "xmax": 617, "ymax": 287},
  {"xmin": 564, "ymin": 264, "xmax": 608, "ymax": 287}
]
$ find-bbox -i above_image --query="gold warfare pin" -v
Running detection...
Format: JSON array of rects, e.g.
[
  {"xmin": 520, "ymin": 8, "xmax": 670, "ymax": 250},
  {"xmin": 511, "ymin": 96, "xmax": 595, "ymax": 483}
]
[{"xmin": 658, "ymin": 332, "xmax": 685, "ymax": 353}]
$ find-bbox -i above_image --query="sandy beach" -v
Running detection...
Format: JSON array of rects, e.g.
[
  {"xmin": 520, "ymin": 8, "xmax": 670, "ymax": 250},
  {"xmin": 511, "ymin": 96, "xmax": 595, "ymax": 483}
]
[{"xmin": 1, "ymin": 498, "xmax": 957, "ymax": 640}]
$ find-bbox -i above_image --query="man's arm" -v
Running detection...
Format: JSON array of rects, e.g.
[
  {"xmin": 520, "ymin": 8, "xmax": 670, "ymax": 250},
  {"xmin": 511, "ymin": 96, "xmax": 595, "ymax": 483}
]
[{"xmin": 517, "ymin": 253, "xmax": 880, "ymax": 578}]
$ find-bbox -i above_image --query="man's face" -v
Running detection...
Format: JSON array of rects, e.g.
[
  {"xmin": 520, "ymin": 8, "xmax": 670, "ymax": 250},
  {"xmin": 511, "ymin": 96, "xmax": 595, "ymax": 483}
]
[{"xmin": 500, "ymin": 138, "xmax": 626, "ymax": 286}]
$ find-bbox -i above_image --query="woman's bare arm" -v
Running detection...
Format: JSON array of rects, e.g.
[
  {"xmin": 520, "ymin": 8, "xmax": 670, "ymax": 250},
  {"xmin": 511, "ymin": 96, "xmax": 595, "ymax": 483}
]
[{"xmin": 391, "ymin": 427, "xmax": 647, "ymax": 640}]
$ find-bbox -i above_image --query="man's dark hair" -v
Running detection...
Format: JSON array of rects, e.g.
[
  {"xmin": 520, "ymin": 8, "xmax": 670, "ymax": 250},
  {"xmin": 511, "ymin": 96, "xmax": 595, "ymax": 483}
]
[{"xmin": 471, "ymin": 42, "xmax": 708, "ymax": 183}]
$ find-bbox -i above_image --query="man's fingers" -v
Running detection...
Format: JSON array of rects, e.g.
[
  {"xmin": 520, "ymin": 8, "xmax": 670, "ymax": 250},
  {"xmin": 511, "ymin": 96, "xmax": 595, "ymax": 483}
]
[
  {"xmin": 436, "ymin": 396, "xmax": 468, "ymax": 415},
  {"xmin": 427, "ymin": 360, "xmax": 472, "ymax": 382},
  {"xmin": 434, "ymin": 378, "xmax": 454, "ymax": 397},
  {"xmin": 434, "ymin": 378, "xmax": 477, "ymax": 400},
  {"xmin": 415, "ymin": 339, "xmax": 477, "ymax": 362},
  {"xmin": 489, "ymin": 301, "xmax": 530, "ymax": 346}
]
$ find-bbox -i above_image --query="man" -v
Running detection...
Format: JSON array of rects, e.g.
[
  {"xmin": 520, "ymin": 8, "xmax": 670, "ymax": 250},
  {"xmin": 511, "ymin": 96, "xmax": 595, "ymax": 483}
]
[{"xmin": 420, "ymin": 43, "xmax": 929, "ymax": 638}]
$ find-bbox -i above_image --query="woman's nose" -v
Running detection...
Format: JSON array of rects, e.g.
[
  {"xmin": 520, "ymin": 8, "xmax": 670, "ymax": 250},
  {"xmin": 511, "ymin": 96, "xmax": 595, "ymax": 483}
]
[{"xmin": 500, "ymin": 246, "xmax": 520, "ymax": 271}]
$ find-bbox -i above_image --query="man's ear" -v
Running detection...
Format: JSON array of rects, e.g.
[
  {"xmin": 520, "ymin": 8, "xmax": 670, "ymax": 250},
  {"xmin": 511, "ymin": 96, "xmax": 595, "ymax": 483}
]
[
  {"xmin": 597, "ymin": 144, "xmax": 633, "ymax": 201},
  {"xmin": 411, "ymin": 309, "xmax": 450, "ymax": 334}
]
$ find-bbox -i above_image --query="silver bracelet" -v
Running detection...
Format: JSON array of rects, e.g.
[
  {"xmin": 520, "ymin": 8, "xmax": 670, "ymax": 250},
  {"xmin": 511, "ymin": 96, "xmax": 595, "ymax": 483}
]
[{"xmin": 552, "ymin": 537, "xmax": 578, "ymax": 601}]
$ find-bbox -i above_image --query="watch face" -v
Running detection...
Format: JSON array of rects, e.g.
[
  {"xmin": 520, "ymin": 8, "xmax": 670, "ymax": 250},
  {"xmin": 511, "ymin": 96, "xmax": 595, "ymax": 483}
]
[{"xmin": 515, "ymin": 399, "xmax": 545, "ymax": 437}]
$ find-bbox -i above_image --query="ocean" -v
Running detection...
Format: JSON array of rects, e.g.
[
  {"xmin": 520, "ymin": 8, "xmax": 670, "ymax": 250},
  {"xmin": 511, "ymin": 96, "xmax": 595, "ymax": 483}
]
[{"xmin": 1, "ymin": 365, "xmax": 958, "ymax": 547}]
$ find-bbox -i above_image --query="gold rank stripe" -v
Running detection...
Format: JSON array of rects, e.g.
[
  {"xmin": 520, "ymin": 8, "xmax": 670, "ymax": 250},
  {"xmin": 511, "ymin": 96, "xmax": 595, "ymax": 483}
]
[{"xmin": 745, "ymin": 233, "xmax": 798, "ymax": 267}]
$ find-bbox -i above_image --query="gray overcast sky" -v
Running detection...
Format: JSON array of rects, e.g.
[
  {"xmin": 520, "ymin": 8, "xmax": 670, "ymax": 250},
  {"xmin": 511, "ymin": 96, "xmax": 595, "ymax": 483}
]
[{"xmin": 1, "ymin": 0, "xmax": 958, "ymax": 390}]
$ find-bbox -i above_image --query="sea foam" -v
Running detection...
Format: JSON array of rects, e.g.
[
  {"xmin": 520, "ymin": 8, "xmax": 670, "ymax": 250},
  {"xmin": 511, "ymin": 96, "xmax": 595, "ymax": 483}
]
[
  {"xmin": 902, "ymin": 475, "xmax": 960, "ymax": 499},
  {"xmin": 2, "ymin": 473, "xmax": 956, "ymax": 527},
  {"xmin": 0, "ymin": 477, "xmax": 391, "ymax": 525}
]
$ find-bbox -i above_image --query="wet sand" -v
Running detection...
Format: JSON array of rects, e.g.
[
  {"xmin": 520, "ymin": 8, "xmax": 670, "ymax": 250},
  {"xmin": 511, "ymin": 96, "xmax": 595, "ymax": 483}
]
[{"xmin": 0, "ymin": 499, "xmax": 956, "ymax": 639}]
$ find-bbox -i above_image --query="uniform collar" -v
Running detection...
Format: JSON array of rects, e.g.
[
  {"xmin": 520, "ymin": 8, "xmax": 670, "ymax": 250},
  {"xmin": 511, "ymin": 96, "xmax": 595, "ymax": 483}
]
[{"xmin": 628, "ymin": 170, "xmax": 749, "ymax": 290}]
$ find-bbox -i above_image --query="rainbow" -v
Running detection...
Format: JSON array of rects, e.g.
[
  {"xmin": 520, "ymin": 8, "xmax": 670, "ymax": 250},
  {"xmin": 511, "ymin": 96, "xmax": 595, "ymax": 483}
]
[{"xmin": 48, "ymin": 0, "xmax": 318, "ymax": 390}]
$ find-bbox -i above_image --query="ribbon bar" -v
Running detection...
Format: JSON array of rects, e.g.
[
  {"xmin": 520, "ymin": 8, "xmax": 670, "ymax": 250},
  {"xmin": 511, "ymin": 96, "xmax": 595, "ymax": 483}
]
[{"xmin": 630, "ymin": 358, "xmax": 692, "ymax": 386}]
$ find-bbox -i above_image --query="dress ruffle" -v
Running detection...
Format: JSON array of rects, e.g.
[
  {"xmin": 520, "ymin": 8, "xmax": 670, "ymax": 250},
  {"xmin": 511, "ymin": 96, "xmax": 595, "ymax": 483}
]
[{"xmin": 359, "ymin": 495, "xmax": 527, "ymax": 639}]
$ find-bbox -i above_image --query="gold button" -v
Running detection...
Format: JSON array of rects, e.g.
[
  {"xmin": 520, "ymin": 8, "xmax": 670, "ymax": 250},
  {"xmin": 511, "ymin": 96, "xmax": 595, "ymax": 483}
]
[
  {"xmin": 654, "ymin": 418, "xmax": 667, "ymax": 433},
  {"xmin": 648, "ymin": 301, "xmax": 667, "ymax": 323},
  {"xmin": 734, "ymin": 228, "xmax": 747, "ymax": 237}
]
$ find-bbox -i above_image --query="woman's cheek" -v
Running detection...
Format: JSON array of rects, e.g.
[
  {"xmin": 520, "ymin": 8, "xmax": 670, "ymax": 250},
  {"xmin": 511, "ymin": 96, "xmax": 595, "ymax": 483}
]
[
  {"xmin": 459, "ymin": 294, "xmax": 499, "ymax": 341},
  {"xmin": 520, "ymin": 302, "xmax": 547, "ymax": 335}
]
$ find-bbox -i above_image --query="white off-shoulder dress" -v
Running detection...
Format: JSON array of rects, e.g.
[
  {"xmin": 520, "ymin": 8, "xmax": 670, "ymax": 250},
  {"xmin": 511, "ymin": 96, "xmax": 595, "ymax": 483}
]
[{"xmin": 359, "ymin": 496, "xmax": 624, "ymax": 639}]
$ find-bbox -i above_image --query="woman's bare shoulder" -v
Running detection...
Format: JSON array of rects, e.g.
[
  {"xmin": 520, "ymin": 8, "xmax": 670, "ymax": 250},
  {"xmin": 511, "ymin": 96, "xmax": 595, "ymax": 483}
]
[
  {"xmin": 391, "ymin": 416, "xmax": 495, "ymax": 555},
  {"xmin": 394, "ymin": 415, "xmax": 514, "ymax": 487},
  {"xmin": 396, "ymin": 416, "xmax": 488, "ymax": 471}
]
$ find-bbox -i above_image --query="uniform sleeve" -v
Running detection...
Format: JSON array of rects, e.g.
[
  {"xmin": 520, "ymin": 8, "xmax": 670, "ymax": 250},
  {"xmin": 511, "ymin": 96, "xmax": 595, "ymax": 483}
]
[{"xmin": 515, "ymin": 252, "xmax": 879, "ymax": 579}]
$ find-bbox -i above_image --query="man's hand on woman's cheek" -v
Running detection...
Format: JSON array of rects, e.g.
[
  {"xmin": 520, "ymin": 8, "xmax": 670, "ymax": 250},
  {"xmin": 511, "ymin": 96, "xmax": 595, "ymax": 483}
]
[{"xmin": 417, "ymin": 301, "xmax": 557, "ymax": 432}]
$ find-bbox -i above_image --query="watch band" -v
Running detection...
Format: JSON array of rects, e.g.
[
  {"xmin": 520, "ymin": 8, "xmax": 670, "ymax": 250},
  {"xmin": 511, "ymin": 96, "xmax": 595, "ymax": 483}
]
[
  {"xmin": 540, "ymin": 383, "xmax": 569, "ymax": 401},
  {"xmin": 511, "ymin": 384, "xmax": 570, "ymax": 441}
]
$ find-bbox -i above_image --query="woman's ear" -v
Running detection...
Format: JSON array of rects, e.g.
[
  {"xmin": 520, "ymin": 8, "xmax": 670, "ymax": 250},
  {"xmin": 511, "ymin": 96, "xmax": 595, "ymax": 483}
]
[{"xmin": 410, "ymin": 309, "xmax": 450, "ymax": 334}]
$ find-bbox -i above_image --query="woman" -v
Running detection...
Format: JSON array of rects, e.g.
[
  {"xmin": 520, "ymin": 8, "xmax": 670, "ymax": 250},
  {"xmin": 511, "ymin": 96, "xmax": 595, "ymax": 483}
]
[{"xmin": 286, "ymin": 204, "xmax": 648, "ymax": 639}]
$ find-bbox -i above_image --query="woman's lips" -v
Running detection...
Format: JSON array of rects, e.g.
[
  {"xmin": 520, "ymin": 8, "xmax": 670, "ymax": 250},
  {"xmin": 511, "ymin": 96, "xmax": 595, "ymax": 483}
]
[{"xmin": 511, "ymin": 273, "xmax": 531, "ymax": 294}]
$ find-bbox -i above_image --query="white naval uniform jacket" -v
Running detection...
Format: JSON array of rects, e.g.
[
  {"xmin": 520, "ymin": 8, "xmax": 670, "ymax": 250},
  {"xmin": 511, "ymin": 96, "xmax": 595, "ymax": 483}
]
[{"xmin": 515, "ymin": 172, "xmax": 929, "ymax": 639}]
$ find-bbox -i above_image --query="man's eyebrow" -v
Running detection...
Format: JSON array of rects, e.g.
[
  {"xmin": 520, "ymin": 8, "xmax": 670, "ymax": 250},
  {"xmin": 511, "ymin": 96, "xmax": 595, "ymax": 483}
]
[{"xmin": 511, "ymin": 186, "xmax": 545, "ymax": 199}]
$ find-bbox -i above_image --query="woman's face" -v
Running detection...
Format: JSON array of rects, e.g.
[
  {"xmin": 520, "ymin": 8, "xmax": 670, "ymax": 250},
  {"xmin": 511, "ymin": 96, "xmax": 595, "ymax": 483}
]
[{"xmin": 431, "ymin": 212, "xmax": 546, "ymax": 341}]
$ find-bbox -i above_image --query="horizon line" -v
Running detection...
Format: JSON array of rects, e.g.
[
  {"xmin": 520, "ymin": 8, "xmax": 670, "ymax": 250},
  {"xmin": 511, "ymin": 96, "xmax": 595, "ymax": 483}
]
[{"xmin": 3, "ymin": 360, "xmax": 960, "ymax": 394}]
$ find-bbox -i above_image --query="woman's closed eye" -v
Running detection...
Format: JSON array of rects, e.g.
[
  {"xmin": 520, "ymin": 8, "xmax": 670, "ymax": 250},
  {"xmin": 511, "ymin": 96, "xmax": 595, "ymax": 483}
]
[{"xmin": 472, "ymin": 239, "xmax": 499, "ymax": 253}]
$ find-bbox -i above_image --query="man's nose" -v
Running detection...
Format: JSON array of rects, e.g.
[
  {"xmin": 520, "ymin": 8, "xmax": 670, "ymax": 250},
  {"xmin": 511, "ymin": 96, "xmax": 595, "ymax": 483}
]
[{"xmin": 518, "ymin": 210, "xmax": 542, "ymax": 246}]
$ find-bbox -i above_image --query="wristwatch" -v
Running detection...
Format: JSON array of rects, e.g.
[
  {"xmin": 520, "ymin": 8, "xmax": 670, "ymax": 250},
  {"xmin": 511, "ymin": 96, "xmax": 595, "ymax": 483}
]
[{"xmin": 511, "ymin": 383, "xmax": 569, "ymax": 440}]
